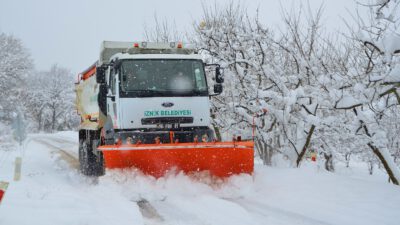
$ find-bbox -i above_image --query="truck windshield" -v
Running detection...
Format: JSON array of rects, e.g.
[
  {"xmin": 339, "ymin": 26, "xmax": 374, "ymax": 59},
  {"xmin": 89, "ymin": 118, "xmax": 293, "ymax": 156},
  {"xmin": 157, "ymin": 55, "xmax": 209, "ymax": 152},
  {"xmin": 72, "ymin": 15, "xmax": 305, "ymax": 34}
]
[{"xmin": 120, "ymin": 59, "xmax": 208, "ymax": 97}]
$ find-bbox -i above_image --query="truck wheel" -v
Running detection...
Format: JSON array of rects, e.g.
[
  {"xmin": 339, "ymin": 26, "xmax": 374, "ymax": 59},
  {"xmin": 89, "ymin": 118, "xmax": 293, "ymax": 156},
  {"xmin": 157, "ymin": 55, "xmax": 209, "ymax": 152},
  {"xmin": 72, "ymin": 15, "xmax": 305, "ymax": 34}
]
[{"xmin": 79, "ymin": 131, "xmax": 105, "ymax": 176}]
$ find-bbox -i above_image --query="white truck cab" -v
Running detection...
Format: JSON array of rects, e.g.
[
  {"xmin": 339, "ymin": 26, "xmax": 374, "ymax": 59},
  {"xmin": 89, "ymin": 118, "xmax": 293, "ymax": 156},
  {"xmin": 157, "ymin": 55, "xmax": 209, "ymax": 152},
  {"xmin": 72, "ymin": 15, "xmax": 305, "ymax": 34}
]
[
  {"xmin": 95, "ymin": 41, "xmax": 224, "ymax": 145},
  {"xmin": 106, "ymin": 53, "xmax": 210, "ymax": 130}
]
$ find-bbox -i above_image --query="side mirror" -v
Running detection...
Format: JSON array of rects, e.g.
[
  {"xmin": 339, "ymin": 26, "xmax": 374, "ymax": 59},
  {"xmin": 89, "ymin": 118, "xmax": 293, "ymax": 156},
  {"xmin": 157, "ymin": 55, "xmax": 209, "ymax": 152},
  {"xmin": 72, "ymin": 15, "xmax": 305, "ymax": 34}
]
[
  {"xmin": 96, "ymin": 66, "xmax": 106, "ymax": 84},
  {"xmin": 213, "ymin": 84, "xmax": 223, "ymax": 95},
  {"xmin": 114, "ymin": 59, "xmax": 122, "ymax": 70},
  {"xmin": 215, "ymin": 66, "xmax": 224, "ymax": 83}
]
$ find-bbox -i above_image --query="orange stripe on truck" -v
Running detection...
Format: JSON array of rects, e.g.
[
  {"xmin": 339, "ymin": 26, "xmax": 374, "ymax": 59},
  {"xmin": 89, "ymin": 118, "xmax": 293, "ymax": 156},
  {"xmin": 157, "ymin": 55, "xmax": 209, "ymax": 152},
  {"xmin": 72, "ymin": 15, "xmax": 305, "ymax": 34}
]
[{"xmin": 82, "ymin": 66, "xmax": 96, "ymax": 80}]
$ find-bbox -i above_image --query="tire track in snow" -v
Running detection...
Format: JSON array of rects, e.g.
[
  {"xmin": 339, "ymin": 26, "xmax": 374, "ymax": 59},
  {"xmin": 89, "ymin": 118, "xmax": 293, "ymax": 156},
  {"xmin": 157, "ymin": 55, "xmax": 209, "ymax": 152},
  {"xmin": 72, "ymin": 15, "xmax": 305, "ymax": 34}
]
[
  {"xmin": 146, "ymin": 195, "xmax": 258, "ymax": 225},
  {"xmin": 134, "ymin": 199, "xmax": 165, "ymax": 225},
  {"xmin": 33, "ymin": 139, "xmax": 79, "ymax": 170},
  {"xmin": 225, "ymin": 198, "xmax": 333, "ymax": 225},
  {"xmin": 33, "ymin": 136, "xmax": 166, "ymax": 225}
]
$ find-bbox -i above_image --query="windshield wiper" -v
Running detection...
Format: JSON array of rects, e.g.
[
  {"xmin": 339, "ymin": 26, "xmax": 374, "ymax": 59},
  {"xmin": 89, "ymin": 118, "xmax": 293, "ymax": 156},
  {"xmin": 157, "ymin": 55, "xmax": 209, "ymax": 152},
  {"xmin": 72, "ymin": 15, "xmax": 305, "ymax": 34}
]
[
  {"xmin": 122, "ymin": 89, "xmax": 207, "ymax": 97},
  {"xmin": 127, "ymin": 89, "xmax": 169, "ymax": 97}
]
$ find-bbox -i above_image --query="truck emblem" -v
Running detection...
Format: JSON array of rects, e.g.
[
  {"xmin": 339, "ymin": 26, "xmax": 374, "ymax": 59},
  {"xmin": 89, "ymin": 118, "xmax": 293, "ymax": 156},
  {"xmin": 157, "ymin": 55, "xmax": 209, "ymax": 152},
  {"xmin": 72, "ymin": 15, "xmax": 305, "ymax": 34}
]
[{"xmin": 162, "ymin": 102, "xmax": 174, "ymax": 107}]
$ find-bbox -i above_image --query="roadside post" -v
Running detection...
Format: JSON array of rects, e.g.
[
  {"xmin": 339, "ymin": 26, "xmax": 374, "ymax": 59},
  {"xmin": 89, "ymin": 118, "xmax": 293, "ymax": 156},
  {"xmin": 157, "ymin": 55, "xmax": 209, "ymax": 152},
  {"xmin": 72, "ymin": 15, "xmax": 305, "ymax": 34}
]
[{"xmin": 12, "ymin": 110, "xmax": 26, "ymax": 181}]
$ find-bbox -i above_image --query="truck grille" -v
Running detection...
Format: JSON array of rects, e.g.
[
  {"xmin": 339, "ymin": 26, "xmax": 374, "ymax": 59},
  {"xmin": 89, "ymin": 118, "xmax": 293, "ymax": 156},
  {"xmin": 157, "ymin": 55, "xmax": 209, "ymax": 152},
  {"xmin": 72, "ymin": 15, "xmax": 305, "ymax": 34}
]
[{"xmin": 141, "ymin": 117, "xmax": 194, "ymax": 125}]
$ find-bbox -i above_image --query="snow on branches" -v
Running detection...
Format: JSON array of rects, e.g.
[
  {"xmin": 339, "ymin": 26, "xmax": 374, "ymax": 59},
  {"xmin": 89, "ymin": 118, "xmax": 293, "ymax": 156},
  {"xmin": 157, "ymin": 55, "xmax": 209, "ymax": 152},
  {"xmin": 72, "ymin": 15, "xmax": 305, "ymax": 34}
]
[
  {"xmin": 341, "ymin": 0, "xmax": 400, "ymax": 184},
  {"xmin": 0, "ymin": 32, "xmax": 78, "ymax": 132},
  {"xmin": 0, "ymin": 32, "xmax": 33, "ymax": 121},
  {"xmin": 23, "ymin": 65, "xmax": 78, "ymax": 131},
  {"xmin": 194, "ymin": 1, "xmax": 400, "ymax": 183},
  {"xmin": 194, "ymin": 3, "xmax": 335, "ymax": 167}
]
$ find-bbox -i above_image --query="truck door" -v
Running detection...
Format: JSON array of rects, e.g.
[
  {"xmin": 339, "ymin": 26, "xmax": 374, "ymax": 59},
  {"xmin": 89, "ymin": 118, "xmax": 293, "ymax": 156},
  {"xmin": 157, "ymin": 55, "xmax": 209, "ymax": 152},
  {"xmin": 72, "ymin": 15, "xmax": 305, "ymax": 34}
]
[{"xmin": 107, "ymin": 67, "xmax": 119, "ymax": 129}]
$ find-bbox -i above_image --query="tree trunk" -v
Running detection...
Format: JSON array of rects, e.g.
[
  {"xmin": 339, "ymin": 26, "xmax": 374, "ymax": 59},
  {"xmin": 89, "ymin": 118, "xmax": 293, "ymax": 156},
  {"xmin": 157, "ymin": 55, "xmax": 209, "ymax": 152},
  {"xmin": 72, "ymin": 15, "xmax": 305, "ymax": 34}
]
[
  {"xmin": 263, "ymin": 142, "xmax": 272, "ymax": 166},
  {"xmin": 368, "ymin": 143, "xmax": 399, "ymax": 185},
  {"xmin": 51, "ymin": 105, "xmax": 56, "ymax": 131},
  {"xmin": 255, "ymin": 139, "xmax": 272, "ymax": 166},
  {"xmin": 52, "ymin": 110, "xmax": 56, "ymax": 131},
  {"xmin": 38, "ymin": 112, "xmax": 42, "ymax": 131},
  {"xmin": 368, "ymin": 160, "xmax": 374, "ymax": 175},
  {"xmin": 345, "ymin": 153, "xmax": 351, "ymax": 168},
  {"xmin": 355, "ymin": 108, "xmax": 400, "ymax": 185},
  {"xmin": 324, "ymin": 153, "xmax": 334, "ymax": 172},
  {"xmin": 296, "ymin": 125, "xmax": 316, "ymax": 167}
]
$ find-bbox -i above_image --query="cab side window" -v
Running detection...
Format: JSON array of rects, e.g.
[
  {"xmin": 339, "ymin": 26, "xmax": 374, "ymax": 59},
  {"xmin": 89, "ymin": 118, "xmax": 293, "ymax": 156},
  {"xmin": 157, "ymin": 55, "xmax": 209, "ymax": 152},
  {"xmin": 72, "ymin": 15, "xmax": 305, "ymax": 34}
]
[{"xmin": 110, "ymin": 68, "xmax": 116, "ymax": 95}]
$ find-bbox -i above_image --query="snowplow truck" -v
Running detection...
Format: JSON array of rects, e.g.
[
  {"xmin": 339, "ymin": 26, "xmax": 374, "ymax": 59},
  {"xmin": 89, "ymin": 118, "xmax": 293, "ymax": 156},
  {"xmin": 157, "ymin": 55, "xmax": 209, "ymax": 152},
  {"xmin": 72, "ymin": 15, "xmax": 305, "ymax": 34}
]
[{"xmin": 75, "ymin": 41, "xmax": 254, "ymax": 177}]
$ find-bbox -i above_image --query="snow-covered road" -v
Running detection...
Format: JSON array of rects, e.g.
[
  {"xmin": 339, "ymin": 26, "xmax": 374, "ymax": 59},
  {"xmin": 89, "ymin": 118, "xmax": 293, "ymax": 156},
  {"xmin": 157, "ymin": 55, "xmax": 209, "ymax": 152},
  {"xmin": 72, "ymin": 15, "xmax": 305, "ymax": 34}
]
[{"xmin": 0, "ymin": 132, "xmax": 400, "ymax": 225}]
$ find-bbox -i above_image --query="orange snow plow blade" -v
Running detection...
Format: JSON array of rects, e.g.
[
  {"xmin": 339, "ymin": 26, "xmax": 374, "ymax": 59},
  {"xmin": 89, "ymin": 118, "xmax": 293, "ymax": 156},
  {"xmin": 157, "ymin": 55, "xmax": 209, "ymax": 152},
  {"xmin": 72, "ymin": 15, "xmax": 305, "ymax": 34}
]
[{"xmin": 98, "ymin": 141, "xmax": 254, "ymax": 178}]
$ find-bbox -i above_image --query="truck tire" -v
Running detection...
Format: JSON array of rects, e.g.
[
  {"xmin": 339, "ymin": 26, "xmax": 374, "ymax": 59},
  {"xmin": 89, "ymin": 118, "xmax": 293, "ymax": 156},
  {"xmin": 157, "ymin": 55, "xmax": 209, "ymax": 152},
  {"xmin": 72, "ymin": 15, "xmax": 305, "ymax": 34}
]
[{"xmin": 79, "ymin": 130, "xmax": 105, "ymax": 176}]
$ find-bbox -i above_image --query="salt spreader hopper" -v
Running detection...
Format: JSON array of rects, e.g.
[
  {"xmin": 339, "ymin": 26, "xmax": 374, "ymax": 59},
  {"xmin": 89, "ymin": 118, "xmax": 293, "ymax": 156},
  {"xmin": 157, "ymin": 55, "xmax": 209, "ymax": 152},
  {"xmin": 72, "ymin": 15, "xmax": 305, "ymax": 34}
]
[{"xmin": 75, "ymin": 41, "xmax": 254, "ymax": 178}]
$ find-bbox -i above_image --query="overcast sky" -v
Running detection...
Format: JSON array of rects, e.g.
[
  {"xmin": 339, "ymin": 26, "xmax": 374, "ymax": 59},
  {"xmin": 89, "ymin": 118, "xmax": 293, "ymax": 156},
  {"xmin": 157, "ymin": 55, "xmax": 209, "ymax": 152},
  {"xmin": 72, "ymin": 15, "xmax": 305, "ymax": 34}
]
[{"xmin": 0, "ymin": 0, "xmax": 361, "ymax": 74}]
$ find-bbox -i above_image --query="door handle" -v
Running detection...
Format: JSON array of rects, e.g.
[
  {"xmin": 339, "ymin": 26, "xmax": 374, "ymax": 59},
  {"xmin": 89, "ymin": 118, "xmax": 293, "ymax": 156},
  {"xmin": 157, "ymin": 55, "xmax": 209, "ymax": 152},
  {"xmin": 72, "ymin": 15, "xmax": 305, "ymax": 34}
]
[{"xmin": 107, "ymin": 96, "xmax": 115, "ymax": 102}]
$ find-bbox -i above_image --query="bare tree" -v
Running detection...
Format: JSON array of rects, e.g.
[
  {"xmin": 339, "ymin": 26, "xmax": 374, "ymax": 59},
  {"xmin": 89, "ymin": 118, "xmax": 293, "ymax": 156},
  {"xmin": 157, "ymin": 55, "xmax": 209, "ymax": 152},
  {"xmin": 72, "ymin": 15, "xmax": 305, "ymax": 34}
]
[
  {"xmin": 0, "ymin": 32, "xmax": 33, "ymax": 121},
  {"xmin": 335, "ymin": 0, "xmax": 400, "ymax": 184},
  {"xmin": 194, "ymin": 2, "xmax": 340, "ymax": 167},
  {"xmin": 24, "ymin": 65, "xmax": 77, "ymax": 132},
  {"xmin": 143, "ymin": 13, "xmax": 184, "ymax": 42}
]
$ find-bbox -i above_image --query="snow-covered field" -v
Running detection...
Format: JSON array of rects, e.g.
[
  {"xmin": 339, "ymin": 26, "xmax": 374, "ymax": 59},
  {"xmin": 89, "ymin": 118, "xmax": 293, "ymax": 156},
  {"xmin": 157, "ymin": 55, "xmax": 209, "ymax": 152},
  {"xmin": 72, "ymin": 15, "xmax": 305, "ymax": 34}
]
[{"xmin": 0, "ymin": 132, "xmax": 399, "ymax": 225}]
